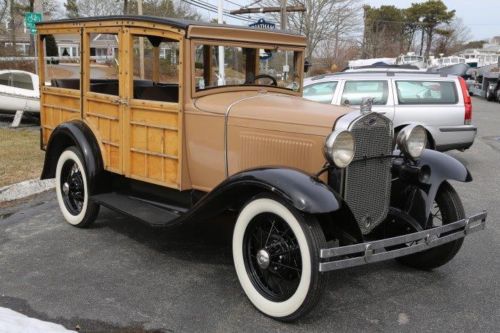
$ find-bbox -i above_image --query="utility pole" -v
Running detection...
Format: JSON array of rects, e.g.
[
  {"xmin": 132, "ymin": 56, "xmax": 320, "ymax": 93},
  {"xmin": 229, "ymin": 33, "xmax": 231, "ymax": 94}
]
[
  {"xmin": 138, "ymin": 0, "xmax": 145, "ymax": 79},
  {"xmin": 280, "ymin": 0, "xmax": 287, "ymax": 31},
  {"xmin": 217, "ymin": 0, "xmax": 225, "ymax": 85}
]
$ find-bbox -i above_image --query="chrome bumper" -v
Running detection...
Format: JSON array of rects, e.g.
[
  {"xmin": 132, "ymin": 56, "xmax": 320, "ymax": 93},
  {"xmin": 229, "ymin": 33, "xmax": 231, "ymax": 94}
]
[{"xmin": 319, "ymin": 211, "xmax": 487, "ymax": 272}]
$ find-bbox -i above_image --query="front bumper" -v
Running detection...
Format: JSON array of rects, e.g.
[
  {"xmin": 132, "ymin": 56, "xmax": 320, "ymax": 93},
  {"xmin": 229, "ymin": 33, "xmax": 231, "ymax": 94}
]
[{"xmin": 319, "ymin": 211, "xmax": 487, "ymax": 272}]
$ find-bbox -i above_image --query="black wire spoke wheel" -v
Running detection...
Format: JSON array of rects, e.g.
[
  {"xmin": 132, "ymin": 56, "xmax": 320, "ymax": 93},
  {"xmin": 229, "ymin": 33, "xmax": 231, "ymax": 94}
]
[
  {"xmin": 429, "ymin": 202, "xmax": 443, "ymax": 228},
  {"xmin": 397, "ymin": 181, "xmax": 465, "ymax": 270},
  {"xmin": 55, "ymin": 146, "xmax": 100, "ymax": 228},
  {"xmin": 244, "ymin": 213, "xmax": 302, "ymax": 302},
  {"xmin": 233, "ymin": 196, "xmax": 327, "ymax": 321},
  {"xmin": 60, "ymin": 160, "xmax": 85, "ymax": 215}
]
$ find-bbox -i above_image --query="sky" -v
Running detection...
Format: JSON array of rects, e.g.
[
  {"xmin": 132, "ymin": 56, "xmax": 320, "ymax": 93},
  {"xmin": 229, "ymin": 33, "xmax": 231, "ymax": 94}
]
[{"xmin": 200, "ymin": 0, "xmax": 500, "ymax": 41}]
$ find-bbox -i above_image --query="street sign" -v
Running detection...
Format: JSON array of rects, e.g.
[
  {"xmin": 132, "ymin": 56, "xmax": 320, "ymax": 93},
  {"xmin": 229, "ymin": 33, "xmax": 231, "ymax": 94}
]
[{"xmin": 24, "ymin": 12, "xmax": 42, "ymax": 34}]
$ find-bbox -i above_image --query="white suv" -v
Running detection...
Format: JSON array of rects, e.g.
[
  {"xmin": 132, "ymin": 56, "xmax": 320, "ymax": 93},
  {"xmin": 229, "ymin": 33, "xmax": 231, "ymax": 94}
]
[{"xmin": 303, "ymin": 71, "xmax": 476, "ymax": 151}]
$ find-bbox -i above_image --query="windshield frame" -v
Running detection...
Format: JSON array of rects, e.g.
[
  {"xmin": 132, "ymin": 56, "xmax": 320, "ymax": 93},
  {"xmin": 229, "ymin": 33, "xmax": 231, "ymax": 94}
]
[{"xmin": 190, "ymin": 39, "xmax": 305, "ymax": 98}]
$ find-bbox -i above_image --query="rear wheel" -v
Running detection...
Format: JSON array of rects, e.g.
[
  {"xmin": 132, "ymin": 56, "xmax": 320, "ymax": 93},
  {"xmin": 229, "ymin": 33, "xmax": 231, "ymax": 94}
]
[
  {"xmin": 232, "ymin": 196, "xmax": 326, "ymax": 321},
  {"xmin": 397, "ymin": 181, "xmax": 465, "ymax": 270},
  {"xmin": 55, "ymin": 146, "xmax": 99, "ymax": 227}
]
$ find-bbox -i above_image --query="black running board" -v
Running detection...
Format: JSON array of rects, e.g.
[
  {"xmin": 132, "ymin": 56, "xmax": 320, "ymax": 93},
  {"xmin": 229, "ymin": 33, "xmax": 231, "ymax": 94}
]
[{"xmin": 91, "ymin": 192, "xmax": 187, "ymax": 227}]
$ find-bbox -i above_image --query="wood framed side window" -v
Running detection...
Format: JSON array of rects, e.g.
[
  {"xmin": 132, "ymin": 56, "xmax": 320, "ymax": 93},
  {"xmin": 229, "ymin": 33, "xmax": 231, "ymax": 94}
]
[{"xmin": 131, "ymin": 34, "xmax": 180, "ymax": 103}]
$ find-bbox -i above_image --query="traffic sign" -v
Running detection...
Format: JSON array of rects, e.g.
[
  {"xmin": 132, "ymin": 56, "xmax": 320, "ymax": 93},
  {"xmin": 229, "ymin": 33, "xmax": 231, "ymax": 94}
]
[{"xmin": 24, "ymin": 12, "xmax": 42, "ymax": 34}]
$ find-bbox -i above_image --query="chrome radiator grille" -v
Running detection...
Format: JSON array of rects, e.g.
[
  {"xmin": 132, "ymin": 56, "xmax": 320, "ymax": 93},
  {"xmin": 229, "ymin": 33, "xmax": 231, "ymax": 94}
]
[{"xmin": 343, "ymin": 113, "xmax": 393, "ymax": 235}]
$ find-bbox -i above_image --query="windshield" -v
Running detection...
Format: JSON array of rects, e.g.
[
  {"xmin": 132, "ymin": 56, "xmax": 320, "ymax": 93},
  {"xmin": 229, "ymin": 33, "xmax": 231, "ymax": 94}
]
[{"xmin": 194, "ymin": 43, "xmax": 302, "ymax": 92}]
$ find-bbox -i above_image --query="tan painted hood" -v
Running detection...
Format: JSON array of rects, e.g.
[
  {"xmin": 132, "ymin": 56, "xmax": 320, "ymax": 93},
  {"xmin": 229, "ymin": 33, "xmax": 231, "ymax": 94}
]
[{"xmin": 194, "ymin": 91, "xmax": 350, "ymax": 136}]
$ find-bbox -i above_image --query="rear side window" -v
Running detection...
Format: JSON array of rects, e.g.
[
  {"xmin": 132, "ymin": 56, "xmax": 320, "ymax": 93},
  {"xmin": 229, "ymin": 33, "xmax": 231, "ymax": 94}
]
[
  {"xmin": 12, "ymin": 72, "xmax": 33, "ymax": 90},
  {"xmin": 341, "ymin": 80, "xmax": 388, "ymax": 105},
  {"xmin": 396, "ymin": 81, "xmax": 458, "ymax": 104},
  {"xmin": 303, "ymin": 81, "xmax": 337, "ymax": 104}
]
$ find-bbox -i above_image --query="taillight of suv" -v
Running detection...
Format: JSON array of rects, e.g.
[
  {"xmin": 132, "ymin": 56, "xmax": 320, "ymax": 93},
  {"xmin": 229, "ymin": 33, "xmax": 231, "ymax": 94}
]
[{"xmin": 459, "ymin": 77, "xmax": 472, "ymax": 125}]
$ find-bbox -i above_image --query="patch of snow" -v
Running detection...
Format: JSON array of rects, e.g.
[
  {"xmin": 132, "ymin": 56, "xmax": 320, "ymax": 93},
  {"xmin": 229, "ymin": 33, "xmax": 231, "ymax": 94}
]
[{"xmin": 0, "ymin": 307, "xmax": 76, "ymax": 332}]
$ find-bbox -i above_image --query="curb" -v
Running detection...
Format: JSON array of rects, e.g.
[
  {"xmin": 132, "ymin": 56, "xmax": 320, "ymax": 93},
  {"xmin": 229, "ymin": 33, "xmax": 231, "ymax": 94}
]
[{"xmin": 0, "ymin": 178, "xmax": 55, "ymax": 203}]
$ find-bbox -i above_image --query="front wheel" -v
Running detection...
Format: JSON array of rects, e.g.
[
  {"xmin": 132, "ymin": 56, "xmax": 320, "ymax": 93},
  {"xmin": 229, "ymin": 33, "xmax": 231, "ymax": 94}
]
[
  {"xmin": 55, "ymin": 146, "xmax": 99, "ymax": 227},
  {"xmin": 232, "ymin": 196, "xmax": 326, "ymax": 321},
  {"xmin": 397, "ymin": 181, "xmax": 465, "ymax": 270}
]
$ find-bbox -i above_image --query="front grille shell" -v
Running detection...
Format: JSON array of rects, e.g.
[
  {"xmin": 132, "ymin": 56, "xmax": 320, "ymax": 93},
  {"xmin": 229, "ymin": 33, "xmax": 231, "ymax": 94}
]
[{"xmin": 340, "ymin": 112, "xmax": 393, "ymax": 235}]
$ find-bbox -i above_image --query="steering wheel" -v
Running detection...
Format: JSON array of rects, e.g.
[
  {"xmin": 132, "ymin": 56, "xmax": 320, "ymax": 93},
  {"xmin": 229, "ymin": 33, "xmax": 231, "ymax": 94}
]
[{"xmin": 253, "ymin": 74, "xmax": 278, "ymax": 86}]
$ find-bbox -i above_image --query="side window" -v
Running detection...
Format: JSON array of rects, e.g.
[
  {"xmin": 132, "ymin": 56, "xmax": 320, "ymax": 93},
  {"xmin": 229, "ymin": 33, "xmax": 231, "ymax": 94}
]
[
  {"xmin": 89, "ymin": 33, "xmax": 119, "ymax": 96},
  {"xmin": 396, "ymin": 81, "xmax": 458, "ymax": 104},
  {"xmin": 132, "ymin": 35, "xmax": 180, "ymax": 103},
  {"xmin": 12, "ymin": 73, "xmax": 33, "ymax": 90},
  {"xmin": 303, "ymin": 81, "xmax": 337, "ymax": 104},
  {"xmin": 341, "ymin": 80, "xmax": 389, "ymax": 105},
  {"xmin": 42, "ymin": 34, "xmax": 81, "ymax": 90},
  {"xmin": 0, "ymin": 72, "xmax": 11, "ymax": 86}
]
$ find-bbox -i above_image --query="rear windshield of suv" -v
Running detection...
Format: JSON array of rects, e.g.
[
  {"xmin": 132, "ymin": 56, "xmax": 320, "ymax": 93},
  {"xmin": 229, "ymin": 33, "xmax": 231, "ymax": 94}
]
[{"xmin": 396, "ymin": 81, "xmax": 458, "ymax": 104}]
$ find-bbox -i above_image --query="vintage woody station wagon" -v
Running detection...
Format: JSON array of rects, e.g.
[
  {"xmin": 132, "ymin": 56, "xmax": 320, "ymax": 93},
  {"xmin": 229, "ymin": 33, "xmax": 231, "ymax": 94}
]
[{"xmin": 37, "ymin": 16, "xmax": 487, "ymax": 320}]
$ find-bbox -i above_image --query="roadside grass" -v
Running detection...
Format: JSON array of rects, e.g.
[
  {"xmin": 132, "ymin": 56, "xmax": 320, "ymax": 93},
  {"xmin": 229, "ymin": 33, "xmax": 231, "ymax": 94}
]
[{"xmin": 0, "ymin": 127, "xmax": 44, "ymax": 188}]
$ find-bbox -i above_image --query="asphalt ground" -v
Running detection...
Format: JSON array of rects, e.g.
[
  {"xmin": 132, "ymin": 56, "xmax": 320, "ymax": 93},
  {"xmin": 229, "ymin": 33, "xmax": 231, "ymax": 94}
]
[{"xmin": 0, "ymin": 97, "xmax": 499, "ymax": 332}]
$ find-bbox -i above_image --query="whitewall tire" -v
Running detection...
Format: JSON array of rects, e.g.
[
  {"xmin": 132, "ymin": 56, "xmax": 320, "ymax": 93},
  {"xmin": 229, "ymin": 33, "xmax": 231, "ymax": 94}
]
[
  {"xmin": 55, "ymin": 146, "xmax": 99, "ymax": 227},
  {"xmin": 232, "ymin": 196, "xmax": 326, "ymax": 321}
]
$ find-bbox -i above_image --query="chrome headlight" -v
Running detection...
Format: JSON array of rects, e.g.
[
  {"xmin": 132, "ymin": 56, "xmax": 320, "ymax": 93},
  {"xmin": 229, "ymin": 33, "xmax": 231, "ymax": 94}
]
[
  {"xmin": 324, "ymin": 130, "xmax": 355, "ymax": 168},
  {"xmin": 396, "ymin": 124, "xmax": 427, "ymax": 160}
]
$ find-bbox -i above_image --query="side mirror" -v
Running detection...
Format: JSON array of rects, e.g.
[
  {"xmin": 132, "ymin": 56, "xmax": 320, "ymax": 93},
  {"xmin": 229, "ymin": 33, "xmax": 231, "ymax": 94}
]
[{"xmin": 304, "ymin": 60, "xmax": 311, "ymax": 73}]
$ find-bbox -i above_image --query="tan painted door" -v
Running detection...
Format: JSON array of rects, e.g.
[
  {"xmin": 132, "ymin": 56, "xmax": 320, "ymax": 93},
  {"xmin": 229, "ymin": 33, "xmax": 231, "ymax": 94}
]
[
  {"xmin": 123, "ymin": 28, "xmax": 184, "ymax": 189},
  {"xmin": 82, "ymin": 27, "xmax": 125, "ymax": 174}
]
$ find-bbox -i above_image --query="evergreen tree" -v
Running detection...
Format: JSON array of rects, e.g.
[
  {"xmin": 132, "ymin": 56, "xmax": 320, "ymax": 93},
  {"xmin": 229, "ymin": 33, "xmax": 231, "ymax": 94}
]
[{"xmin": 64, "ymin": 0, "xmax": 80, "ymax": 18}]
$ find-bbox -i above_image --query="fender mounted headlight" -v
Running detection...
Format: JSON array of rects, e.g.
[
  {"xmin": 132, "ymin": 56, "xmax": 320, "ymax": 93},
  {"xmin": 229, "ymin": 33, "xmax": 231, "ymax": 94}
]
[
  {"xmin": 396, "ymin": 124, "xmax": 427, "ymax": 160},
  {"xmin": 324, "ymin": 130, "xmax": 355, "ymax": 168}
]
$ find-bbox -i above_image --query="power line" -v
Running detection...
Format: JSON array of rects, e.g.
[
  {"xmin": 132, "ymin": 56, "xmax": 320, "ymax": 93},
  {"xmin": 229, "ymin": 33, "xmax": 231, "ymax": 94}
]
[{"xmin": 182, "ymin": 0, "xmax": 258, "ymax": 23}]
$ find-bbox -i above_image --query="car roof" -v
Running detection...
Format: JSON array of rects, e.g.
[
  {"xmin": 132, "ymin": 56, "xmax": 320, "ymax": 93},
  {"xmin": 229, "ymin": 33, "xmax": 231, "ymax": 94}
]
[
  {"xmin": 37, "ymin": 15, "xmax": 302, "ymax": 37},
  {"xmin": 304, "ymin": 71, "xmax": 458, "ymax": 84},
  {"xmin": 0, "ymin": 69, "xmax": 36, "ymax": 76},
  {"xmin": 37, "ymin": 15, "xmax": 307, "ymax": 47}
]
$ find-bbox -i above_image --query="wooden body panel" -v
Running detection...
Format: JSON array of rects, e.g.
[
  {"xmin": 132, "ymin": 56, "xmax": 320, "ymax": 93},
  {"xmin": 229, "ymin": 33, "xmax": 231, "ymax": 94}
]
[
  {"xmin": 128, "ymin": 100, "xmax": 180, "ymax": 187},
  {"xmin": 40, "ymin": 88, "xmax": 81, "ymax": 146},
  {"xmin": 38, "ymin": 20, "xmax": 185, "ymax": 189}
]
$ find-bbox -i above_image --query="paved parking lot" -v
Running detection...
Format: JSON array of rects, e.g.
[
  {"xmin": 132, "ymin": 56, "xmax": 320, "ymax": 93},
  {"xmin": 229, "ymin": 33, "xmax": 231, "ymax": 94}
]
[{"xmin": 0, "ymin": 98, "xmax": 499, "ymax": 332}]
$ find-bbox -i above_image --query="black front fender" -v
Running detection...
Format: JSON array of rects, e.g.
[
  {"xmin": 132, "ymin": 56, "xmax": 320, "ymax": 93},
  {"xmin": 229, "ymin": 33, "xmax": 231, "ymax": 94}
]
[
  {"xmin": 222, "ymin": 168, "xmax": 342, "ymax": 213},
  {"xmin": 415, "ymin": 149, "xmax": 471, "ymax": 216},
  {"xmin": 181, "ymin": 168, "xmax": 342, "ymax": 222}
]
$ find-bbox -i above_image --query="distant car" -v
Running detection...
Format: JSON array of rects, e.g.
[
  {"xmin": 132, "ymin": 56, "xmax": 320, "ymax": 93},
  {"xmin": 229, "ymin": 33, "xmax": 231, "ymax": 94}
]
[
  {"xmin": 303, "ymin": 71, "xmax": 476, "ymax": 151},
  {"xmin": 0, "ymin": 69, "xmax": 40, "ymax": 113}
]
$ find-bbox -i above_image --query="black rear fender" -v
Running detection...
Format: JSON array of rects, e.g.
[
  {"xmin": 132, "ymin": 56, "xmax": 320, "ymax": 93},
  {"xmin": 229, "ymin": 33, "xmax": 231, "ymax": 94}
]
[{"xmin": 41, "ymin": 120, "xmax": 106, "ymax": 194}]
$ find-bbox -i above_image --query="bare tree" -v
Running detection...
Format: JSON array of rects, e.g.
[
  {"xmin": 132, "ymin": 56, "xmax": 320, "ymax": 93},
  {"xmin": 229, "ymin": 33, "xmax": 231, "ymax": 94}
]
[
  {"xmin": 76, "ymin": 0, "xmax": 121, "ymax": 17},
  {"xmin": 433, "ymin": 18, "xmax": 472, "ymax": 55},
  {"xmin": 264, "ymin": 0, "xmax": 361, "ymax": 60}
]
